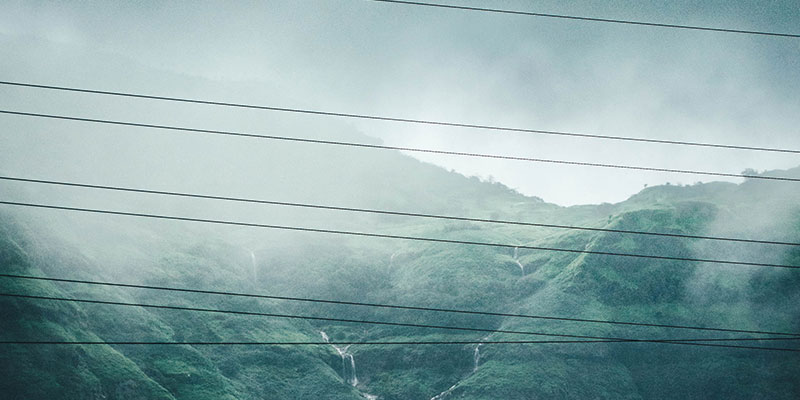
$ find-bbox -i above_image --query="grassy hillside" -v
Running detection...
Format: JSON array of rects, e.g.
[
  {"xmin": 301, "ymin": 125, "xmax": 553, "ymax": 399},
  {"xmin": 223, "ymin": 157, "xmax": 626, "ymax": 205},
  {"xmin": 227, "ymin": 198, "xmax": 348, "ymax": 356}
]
[{"xmin": 1, "ymin": 163, "xmax": 799, "ymax": 399}]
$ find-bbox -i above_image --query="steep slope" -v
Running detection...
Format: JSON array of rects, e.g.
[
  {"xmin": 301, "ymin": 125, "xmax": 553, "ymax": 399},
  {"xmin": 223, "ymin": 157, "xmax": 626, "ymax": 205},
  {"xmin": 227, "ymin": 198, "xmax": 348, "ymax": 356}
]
[
  {"xmin": 431, "ymin": 170, "xmax": 800, "ymax": 399},
  {"xmin": 0, "ymin": 216, "xmax": 368, "ymax": 400},
  {"xmin": 2, "ymin": 167, "xmax": 799, "ymax": 399}
]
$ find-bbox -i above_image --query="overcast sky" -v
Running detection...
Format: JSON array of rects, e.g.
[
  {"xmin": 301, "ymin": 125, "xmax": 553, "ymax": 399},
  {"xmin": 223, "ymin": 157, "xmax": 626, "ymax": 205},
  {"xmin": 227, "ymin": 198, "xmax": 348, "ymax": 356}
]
[{"xmin": 1, "ymin": 0, "xmax": 798, "ymax": 206}]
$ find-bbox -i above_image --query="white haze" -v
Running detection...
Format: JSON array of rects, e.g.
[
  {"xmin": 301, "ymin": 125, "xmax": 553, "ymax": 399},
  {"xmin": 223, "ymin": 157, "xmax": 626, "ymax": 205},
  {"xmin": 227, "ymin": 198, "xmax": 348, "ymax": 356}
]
[{"xmin": 0, "ymin": 0, "xmax": 799, "ymax": 206}]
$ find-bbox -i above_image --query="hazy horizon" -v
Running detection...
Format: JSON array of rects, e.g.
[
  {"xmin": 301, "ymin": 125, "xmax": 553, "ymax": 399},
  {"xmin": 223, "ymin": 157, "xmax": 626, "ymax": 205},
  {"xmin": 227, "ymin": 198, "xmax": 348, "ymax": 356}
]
[{"xmin": 1, "ymin": 0, "xmax": 799, "ymax": 206}]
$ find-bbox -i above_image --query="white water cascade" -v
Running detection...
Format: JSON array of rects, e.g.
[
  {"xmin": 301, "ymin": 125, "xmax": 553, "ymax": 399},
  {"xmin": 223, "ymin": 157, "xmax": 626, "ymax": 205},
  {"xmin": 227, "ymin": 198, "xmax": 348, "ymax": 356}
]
[
  {"xmin": 472, "ymin": 343, "xmax": 483, "ymax": 372},
  {"xmin": 249, "ymin": 250, "xmax": 258, "ymax": 281},
  {"xmin": 430, "ymin": 336, "xmax": 490, "ymax": 400},
  {"xmin": 513, "ymin": 247, "xmax": 525, "ymax": 276},
  {"xmin": 430, "ymin": 382, "xmax": 458, "ymax": 400},
  {"xmin": 320, "ymin": 331, "xmax": 358, "ymax": 386},
  {"xmin": 321, "ymin": 332, "xmax": 380, "ymax": 399},
  {"xmin": 389, "ymin": 251, "xmax": 400, "ymax": 268}
]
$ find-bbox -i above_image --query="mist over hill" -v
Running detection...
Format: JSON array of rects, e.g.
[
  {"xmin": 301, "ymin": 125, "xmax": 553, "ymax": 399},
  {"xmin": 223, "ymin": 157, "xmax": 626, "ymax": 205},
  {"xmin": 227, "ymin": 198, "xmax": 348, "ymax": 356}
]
[
  {"xmin": 1, "ymin": 136, "xmax": 798, "ymax": 399},
  {"xmin": 1, "ymin": 19, "xmax": 799, "ymax": 400}
]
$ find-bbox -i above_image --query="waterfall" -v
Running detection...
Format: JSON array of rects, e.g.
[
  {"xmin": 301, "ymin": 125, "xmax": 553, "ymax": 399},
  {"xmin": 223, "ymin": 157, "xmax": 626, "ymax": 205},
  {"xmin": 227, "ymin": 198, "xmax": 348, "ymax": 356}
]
[
  {"xmin": 430, "ymin": 335, "xmax": 490, "ymax": 400},
  {"xmin": 320, "ymin": 331, "xmax": 358, "ymax": 386},
  {"xmin": 249, "ymin": 250, "xmax": 257, "ymax": 281},
  {"xmin": 472, "ymin": 343, "xmax": 483, "ymax": 372},
  {"xmin": 349, "ymin": 354, "xmax": 359, "ymax": 386},
  {"xmin": 430, "ymin": 382, "xmax": 458, "ymax": 400},
  {"xmin": 472, "ymin": 334, "xmax": 491, "ymax": 372},
  {"xmin": 320, "ymin": 332, "xmax": 380, "ymax": 398},
  {"xmin": 513, "ymin": 247, "xmax": 525, "ymax": 275}
]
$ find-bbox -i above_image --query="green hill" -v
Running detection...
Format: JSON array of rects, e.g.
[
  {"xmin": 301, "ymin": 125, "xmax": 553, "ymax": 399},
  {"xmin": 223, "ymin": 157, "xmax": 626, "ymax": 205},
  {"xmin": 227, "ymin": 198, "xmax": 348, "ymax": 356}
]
[
  {"xmin": 1, "ymin": 163, "xmax": 798, "ymax": 399},
  {"xmin": 1, "ymin": 35, "xmax": 798, "ymax": 399}
]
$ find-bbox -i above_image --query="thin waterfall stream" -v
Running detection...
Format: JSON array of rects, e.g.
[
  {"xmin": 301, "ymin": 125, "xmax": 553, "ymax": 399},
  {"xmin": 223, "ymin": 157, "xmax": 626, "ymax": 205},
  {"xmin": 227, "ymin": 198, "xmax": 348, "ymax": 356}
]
[
  {"xmin": 513, "ymin": 247, "xmax": 525, "ymax": 275},
  {"xmin": 429, "ymin": 335, "xmax": 491, "ymax": 400},
  {"xmin": 320, "ymin": 331, "xmax": 379, "ymax": 399},
  {"xmin": 249, "ymin": 250, "xmax": 257, "ymax": 281}
]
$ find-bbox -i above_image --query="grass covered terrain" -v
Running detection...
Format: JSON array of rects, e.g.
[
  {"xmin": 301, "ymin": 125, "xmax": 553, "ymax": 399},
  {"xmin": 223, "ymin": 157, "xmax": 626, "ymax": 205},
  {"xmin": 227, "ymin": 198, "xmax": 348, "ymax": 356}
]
[{"xmin": 1, "ymin": 165, "xmax": 799, "ymax": 399}]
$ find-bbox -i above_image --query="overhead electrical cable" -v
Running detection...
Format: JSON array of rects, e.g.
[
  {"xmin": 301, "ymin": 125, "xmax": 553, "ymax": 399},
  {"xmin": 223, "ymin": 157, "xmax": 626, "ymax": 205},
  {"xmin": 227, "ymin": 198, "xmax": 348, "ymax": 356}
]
[
  {"xmin": 0, "ymin": 200, "xmax": 798, "ymax": 269},
  {"xmin": 2, "ymin": 176, "xmax": 796, "ymax": 246},
  {"xmin": 1, "ymin": 81, "xmax": 798, "ymax": 154},
  {"xmin": 2, "ymin": 110, "xmax": 799, "ymax": 183},
  {"xmin": 366, "ymin": 0, "xmax": 800, "ymax": 38},
  {"xmin": 1, "ymin": 292, "xmax": 797, "ymax": 352},
  {"xmin": 2, "ymin": 273, "xmax": 798, "ymax": 337},
  {"xmin": 3, "ymin": 340, "xmax": 799, "ymax": 352}
]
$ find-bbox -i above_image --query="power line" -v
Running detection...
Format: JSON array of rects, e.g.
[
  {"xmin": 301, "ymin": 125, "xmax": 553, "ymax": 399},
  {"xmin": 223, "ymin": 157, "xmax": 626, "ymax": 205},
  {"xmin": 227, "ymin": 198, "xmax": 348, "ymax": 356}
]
[
  {"xmin": 2, "ymin": 292, "xmax": 797, "ymax": 352},
  {"xmin": 1, "ymin": 200, "xmax": 797, "ymax": 269},
  {"xmin": 3, "ymin": 340, "xmax": 798, "ymax": 352},
  {"xmin": 366, "ymin": 0, "xmax": 800, "ymax": 38},
  {"xmin": 3, "ymin": 176, "xmax": 796, "ymax": 246},
  {"xmin": 2, "ymin": 273, "xmax": 797, "ymax": 337},
  {"xmin": 2, "ymin": 109, "xmax": 798, "ymax": 183},
  {"xmin": 1, "ymin": 81, "xmax": 798, "ymax": 154}
]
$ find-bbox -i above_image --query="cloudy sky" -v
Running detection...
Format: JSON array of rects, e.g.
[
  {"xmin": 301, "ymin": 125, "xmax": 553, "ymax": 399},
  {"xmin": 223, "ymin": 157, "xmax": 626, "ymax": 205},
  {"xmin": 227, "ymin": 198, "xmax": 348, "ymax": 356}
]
[{"xmin": 1, "ymin": 0, "xmax": 798, "ymax": 205}]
